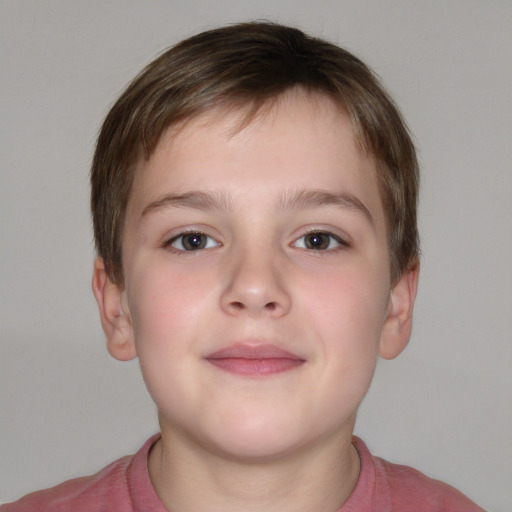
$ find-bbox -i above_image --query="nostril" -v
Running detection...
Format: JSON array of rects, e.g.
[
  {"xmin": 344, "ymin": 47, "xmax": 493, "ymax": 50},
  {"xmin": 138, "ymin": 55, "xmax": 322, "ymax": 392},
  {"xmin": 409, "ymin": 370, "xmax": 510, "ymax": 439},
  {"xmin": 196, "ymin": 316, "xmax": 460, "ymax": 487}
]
[
  {"xmin": 231, "ymin": 301, "xmax": 245, "ymax": 310},
  {"xmin": 265, "ymin": 302, "xmax": 276, "ymax": 311}
]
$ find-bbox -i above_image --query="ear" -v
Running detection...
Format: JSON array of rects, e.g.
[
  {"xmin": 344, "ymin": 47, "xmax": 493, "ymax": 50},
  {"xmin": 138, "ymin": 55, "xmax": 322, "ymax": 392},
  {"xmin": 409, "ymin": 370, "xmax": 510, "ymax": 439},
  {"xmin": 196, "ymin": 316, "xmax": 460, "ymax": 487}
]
[
  {"xmin": 91, "ymin": 257, "xmax": 137, "ymax": 361},
  {"xmin": 379, "ymin": 260, "xmax": 420, "ymax": 360}
]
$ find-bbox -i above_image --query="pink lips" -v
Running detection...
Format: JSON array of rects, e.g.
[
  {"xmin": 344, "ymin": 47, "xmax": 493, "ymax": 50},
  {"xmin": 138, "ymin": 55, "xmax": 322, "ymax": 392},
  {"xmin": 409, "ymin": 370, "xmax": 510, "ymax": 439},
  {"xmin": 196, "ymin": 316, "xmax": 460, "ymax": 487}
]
[{"xmin": 205, "ymin": 344, "xmax": 305, "ymax": 376}]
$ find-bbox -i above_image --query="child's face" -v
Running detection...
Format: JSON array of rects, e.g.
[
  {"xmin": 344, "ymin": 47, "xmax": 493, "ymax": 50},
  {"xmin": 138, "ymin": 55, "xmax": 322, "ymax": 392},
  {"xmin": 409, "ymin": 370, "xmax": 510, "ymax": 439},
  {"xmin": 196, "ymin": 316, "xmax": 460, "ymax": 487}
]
[{"xmin": 107, "ymin": 92, "xmax": 413, "ymax": 460}]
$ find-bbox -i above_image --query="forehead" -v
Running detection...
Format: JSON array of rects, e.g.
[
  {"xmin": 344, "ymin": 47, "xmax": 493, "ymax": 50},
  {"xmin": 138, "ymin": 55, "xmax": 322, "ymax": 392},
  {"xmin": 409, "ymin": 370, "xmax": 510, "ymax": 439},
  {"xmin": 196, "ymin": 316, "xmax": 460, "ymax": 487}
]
[{"xmin": 126, "ymin": 90, "xmax": 383, "ymax": 224}]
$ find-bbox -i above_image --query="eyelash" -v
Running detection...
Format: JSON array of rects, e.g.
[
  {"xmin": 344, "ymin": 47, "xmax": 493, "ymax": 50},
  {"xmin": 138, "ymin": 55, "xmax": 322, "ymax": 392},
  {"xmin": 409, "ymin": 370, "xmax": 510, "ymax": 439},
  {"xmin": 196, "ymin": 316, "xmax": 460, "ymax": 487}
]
[
  {"xmin": 162, "ymin": 229, "xmax": 349, "ymax": 253},
  {"xmin": 162, "ymin": 230, "xmax": 220, "ymax": 253},
  {"xmin": 292, "ymin": 230, "xmax": 349, "ymax": 251}
]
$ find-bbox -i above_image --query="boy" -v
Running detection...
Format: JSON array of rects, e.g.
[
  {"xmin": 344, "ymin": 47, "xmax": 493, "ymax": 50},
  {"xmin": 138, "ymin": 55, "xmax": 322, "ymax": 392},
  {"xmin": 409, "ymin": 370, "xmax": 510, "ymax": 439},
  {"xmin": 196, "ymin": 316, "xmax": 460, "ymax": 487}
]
[{"xmin": 2, "ymin": 22, "xmax": 485, "ymax": 511}]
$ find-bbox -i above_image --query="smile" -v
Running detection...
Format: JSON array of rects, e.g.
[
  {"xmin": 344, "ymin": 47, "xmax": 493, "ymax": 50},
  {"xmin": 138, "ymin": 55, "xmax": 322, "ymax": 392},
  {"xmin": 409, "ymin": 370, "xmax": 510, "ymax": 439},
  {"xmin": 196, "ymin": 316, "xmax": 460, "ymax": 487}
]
[{"xmin": 204, "ymin": 344, "xmax": 306, "ymax": 376}]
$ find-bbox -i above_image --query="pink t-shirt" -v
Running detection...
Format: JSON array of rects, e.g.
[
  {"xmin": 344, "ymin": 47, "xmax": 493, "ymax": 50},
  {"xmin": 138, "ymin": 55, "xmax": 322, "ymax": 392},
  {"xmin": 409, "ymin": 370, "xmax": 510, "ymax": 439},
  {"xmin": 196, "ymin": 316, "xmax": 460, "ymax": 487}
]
[{"xmin": 1, "ymin": 435, "xmax": 486, "ymax": 511}]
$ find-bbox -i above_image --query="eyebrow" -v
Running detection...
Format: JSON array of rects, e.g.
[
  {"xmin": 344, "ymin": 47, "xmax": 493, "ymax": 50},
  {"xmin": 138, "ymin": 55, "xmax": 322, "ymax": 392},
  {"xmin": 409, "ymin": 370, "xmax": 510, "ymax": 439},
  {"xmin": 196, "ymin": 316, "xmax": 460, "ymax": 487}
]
[
  {"xmin": 140, "ymin": 188, "xmax": 374, "ymax": 225},
  {"xmin": 141, "ymin": 191, "xmax": 233, "ymax": 217},
  {"xmin": 279, "ymin": 189, "xmax": 374, "ymax": 225}
]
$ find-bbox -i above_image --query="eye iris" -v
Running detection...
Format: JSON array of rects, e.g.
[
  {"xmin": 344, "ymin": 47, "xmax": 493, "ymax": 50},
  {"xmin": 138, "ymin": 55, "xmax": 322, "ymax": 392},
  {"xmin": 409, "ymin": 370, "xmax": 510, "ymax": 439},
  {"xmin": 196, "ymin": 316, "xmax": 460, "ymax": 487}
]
[
  {"xmin": 183, "ymin": 233, "xmax": 206, "ymax": 250},
  {"xmin": 306, "ymin": 233, "xmax": 329, "ymax": 250}
]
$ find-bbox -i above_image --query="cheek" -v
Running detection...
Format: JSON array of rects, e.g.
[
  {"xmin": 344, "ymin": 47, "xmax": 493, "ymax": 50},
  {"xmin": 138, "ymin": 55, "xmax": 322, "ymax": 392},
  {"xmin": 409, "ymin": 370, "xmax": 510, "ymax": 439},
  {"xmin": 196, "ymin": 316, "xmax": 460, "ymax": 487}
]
[
  {"xmin": 123, "ymin": 264, "xmax": 218, "ymax": 412},
  {"xmin": 126, "ymin": 262, "xmax": 218, "ymax": 355},
  {"xmin": 304, "ymin": 263, "xmax": 388, "ymax": 334},
  {"xmin": 299, "ymin": 262, "xmax": 390, "ymax": 386},
  {"xmin": 289, "ymin": 268, "xmax": 387, "ymax": 438}
]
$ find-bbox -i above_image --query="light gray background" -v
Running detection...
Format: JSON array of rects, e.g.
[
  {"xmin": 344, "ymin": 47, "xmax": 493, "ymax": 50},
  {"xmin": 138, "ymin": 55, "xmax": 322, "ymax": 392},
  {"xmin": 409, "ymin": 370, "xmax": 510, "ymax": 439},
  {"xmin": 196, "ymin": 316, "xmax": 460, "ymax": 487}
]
[{"xmin": 1, "ymin": 1, "xmax": 510, "ymax": 510}]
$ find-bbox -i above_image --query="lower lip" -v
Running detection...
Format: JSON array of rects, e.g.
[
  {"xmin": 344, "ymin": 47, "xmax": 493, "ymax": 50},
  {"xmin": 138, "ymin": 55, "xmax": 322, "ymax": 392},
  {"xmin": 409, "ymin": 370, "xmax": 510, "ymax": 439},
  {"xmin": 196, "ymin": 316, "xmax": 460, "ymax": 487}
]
[{"xmin": 206, "ymin": 357, "xmax": 304, "ymax": 376}]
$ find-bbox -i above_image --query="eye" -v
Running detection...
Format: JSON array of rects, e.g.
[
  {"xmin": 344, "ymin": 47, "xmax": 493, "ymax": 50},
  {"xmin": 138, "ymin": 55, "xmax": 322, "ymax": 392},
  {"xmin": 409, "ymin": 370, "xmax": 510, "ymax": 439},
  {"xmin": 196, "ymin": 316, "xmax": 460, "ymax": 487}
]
[
  {"xmin": 292, "ymin": 231, "xmax": 345, "ymax": 251},
  {"xmin": 167, "ymin": 232, "xmax": 219, "ymax": 251}
]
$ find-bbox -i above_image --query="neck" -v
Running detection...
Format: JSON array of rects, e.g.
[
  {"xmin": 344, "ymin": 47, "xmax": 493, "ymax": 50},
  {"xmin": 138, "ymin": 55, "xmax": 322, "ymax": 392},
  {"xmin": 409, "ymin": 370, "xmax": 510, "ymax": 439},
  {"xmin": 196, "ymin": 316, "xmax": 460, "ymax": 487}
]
[{"xmin": 148, "ymin": 425, "xmax": 360, "ymax": 512}]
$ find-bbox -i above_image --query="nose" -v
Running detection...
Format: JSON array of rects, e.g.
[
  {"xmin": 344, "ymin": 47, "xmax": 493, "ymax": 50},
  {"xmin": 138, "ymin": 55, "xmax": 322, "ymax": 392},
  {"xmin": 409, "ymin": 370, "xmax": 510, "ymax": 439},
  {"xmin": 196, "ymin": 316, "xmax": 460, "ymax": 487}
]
[{"xmin": 220, "ymin": 245, "xmax": 291, "ymax": 318}]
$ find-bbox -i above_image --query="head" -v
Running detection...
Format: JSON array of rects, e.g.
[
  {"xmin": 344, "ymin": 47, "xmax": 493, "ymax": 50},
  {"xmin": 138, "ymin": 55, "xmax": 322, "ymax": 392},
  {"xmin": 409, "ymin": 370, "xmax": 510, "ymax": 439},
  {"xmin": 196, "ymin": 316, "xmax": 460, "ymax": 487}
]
[
  {"xmin": 90, "ymin": 22, "xmax": 420, "ymax": 460},
  {"xmin": 91, "ymin": 21, "xmax": 419, "ymax": 288}
]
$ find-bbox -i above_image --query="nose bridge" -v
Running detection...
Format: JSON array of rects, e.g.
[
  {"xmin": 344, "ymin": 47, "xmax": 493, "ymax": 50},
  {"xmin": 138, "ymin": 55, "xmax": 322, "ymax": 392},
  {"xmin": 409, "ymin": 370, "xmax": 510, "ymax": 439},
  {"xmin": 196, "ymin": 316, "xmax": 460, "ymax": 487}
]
[{"xmin": 220, "ymin": 238, "xmax": 291, "ymax": 317}]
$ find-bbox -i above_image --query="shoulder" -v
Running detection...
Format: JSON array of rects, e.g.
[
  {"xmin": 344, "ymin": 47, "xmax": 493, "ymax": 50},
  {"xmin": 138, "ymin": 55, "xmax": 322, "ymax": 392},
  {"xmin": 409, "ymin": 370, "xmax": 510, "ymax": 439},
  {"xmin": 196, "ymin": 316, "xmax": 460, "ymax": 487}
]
[
  {"xmin": 0, "ymin": 456, "xmax": 133, "ymax": 512},
  {"xmin": 351, "ymin": 437, "xmax": 486, "ymax": 512},
  {"xmin": 0, "ymin": 435, "xmax": 161, "ymax": 512},
  {"xmin": 375, "ymin": 456, "xmax": 486, "ymax": 511}
]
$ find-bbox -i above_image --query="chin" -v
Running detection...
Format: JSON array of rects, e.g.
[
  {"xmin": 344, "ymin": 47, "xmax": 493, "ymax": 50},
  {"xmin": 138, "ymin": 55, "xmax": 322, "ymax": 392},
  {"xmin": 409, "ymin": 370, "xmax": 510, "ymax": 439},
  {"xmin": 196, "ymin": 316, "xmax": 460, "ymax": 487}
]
[
  {"xmin": 201, "ymin": 412, "xmax": 318, "ymax": 462},
  {"xmin": 212, "ymin": 434, "xmax": 302, "ymax": 463}
]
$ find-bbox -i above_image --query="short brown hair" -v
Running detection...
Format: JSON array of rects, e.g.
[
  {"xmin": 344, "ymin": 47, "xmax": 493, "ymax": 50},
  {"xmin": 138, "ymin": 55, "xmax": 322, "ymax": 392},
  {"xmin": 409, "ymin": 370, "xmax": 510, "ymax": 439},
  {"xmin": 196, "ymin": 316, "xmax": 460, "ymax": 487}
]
[{"xmin": 91, "ymin": 21, "xmax": 419, "ymax": 285}]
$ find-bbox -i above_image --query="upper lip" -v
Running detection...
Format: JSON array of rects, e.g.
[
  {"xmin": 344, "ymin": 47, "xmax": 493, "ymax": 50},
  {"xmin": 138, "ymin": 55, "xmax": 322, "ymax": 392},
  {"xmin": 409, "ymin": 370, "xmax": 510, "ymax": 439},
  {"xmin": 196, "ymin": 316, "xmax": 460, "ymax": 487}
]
[{"xmin": 205, "ymin": 343, "xmax": 304, "ymax": 361}]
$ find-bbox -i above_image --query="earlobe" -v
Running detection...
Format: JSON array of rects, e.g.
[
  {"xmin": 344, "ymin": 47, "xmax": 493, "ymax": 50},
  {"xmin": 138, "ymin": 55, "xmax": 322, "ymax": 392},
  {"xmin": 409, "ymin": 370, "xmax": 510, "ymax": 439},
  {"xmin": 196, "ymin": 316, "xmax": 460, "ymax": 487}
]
[
  {"xmin": 91, "ymin": 257, "xmax": 137, "ymax": 361},
  {"xmin": 379, "ymin": 260, "xmax": 420, "ymax": 360}
]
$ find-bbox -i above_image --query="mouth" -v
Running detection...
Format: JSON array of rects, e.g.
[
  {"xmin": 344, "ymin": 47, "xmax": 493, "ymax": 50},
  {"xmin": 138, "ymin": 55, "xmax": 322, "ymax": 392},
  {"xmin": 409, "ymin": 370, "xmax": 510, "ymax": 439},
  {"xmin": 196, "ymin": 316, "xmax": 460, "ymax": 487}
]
[{"xmin": 204, "ymin": 344, "xmax": 306, "ymax": 377}]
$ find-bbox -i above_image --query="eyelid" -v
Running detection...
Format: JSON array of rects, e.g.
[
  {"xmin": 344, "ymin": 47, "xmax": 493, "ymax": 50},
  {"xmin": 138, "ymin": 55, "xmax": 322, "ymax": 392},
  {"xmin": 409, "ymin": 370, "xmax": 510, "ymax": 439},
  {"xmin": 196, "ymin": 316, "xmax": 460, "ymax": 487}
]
[
  {"xmin": 291, "ymin": 228, "xmax": 350, "ymax": 250},
  {"xmin": 162, "ymin": 228, "xmax": 221, "ymax": 252}
]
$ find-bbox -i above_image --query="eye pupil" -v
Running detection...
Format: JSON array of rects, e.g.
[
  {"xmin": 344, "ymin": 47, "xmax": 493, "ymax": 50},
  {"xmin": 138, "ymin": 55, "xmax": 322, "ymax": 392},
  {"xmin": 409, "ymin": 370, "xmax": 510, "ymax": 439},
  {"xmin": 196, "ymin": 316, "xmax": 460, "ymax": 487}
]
[
  {"xmin": 183, "ymin": 233, "xmax": 206, "ymax": 250},
  {"xmin": 306, "ymin": 233, "xmax": 329, "ymax": 250}
]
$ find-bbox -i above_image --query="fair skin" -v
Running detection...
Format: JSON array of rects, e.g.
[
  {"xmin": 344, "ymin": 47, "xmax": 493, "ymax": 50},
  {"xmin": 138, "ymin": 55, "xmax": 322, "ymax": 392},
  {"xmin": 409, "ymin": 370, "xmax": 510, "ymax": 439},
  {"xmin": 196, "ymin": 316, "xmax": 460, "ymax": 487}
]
[{"xmin": 93, "ymin": 91, "xmax": 419, "ymax": 512}]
